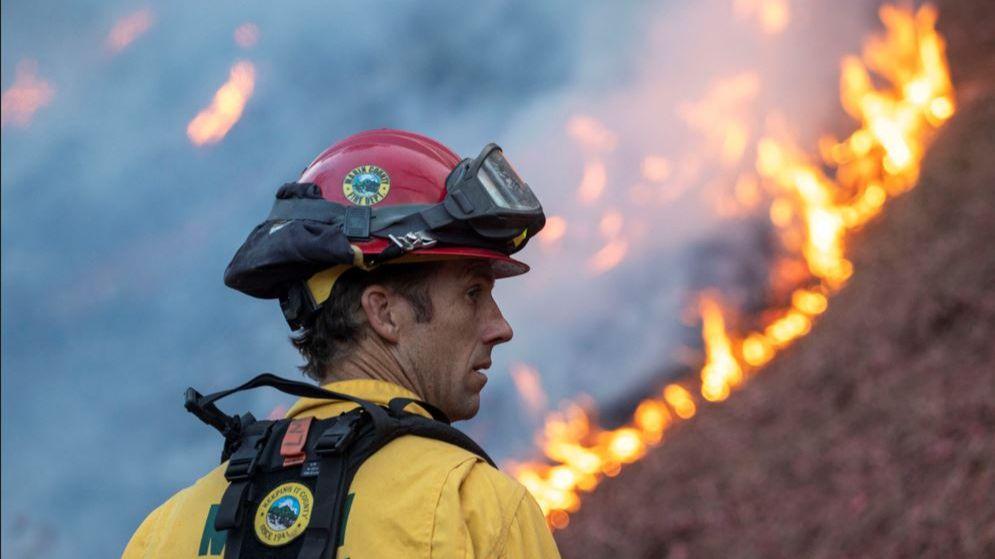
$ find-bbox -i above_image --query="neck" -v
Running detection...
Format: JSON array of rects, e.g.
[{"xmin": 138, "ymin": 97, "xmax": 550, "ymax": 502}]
[{"xmin": 327, "ymin": 338, "xmax": 424, "ymax": 399}]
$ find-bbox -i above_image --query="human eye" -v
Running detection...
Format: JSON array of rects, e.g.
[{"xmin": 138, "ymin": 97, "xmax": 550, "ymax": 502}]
[{"xmin": 466, "ymin": 284, "xmax": 483, "ymax": 301}]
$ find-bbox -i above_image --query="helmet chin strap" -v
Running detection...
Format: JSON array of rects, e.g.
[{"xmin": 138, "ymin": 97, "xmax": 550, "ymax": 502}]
[{"xmin": 282, "ymin": 252, "xmax": 490, "ymax": 331}]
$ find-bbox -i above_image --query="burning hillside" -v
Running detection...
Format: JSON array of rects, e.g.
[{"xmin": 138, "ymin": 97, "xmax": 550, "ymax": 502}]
[
  {"xmin": 550, "ymin": 1, "xmax": 995, "ymax": 556},
  {"xmin": 512, "ymin": 1, "xmax": 959, "ymax": 525}
]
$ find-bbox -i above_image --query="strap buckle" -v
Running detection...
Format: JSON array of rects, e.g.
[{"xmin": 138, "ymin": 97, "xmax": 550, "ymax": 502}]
[
  {"xmin": 388, "ymin": 231, "xmax": 437, "ymax": 252},
  {"xmin": 224, "ymin": 424, "xmax": 271, "ymax": 481},
  {"xmin": 315, "ymin": 413, "xmax": 363, "ymax": 455}
]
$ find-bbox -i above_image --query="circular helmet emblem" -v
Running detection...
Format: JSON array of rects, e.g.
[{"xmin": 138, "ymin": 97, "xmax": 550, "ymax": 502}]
[
  {"xmin": 343, "ymin": 165, "xmax": 391, "ymax": 206},
  {"xmin": 254, "ymin": 482, "xmax": 313, "ymax": 546}
]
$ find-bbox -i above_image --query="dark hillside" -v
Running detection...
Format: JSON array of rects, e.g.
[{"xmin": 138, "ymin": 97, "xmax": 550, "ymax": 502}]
[{"xmin": 555, "ymin": 3, "xmax": 995, "ymax": 557}]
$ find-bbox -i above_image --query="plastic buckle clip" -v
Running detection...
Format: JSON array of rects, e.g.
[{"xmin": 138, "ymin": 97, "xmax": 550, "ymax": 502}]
[
  {"xmin": 315, "ymin": 414, "xmax": 362, "ymax": 455},
  {"xmin": 224, "ymin": 427, "xmax": 270, "ymax": 481}
]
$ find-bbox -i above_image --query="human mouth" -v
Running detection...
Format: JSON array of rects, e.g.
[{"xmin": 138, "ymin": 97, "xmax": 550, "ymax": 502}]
[{"xmin": 471, "ymin": 360, "xmax": 492, "ymax": 384}]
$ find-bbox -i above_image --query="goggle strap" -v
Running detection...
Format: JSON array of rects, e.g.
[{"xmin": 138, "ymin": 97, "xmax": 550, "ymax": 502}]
[{"xmin": 418, "ymin": 204, "xmax": 455, "ymax": 230}]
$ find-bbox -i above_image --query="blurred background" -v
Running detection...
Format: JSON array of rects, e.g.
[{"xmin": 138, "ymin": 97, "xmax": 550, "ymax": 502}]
[{"xmin": 2, "ymin": 0, "xmax": 992, "ymax": 557}]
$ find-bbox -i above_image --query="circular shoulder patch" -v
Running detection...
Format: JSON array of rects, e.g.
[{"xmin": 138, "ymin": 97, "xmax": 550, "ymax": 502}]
[
  {"xmin": 343, "ymin": 164, "xmax": 391, "ymax": 206},
  {"xmin": 254, "ymin": 482, "xmax": 313, "ymax": 547}
]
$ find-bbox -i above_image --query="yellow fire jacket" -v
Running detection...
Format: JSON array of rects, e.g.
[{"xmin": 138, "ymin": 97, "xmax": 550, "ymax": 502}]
[{"xmin": 123, "ymin": 378, "xmax": 560, "ymax": 558}]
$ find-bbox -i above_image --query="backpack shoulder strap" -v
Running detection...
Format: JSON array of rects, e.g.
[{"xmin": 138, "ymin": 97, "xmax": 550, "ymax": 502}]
[
  {"xmin": 183, "ymin": 374, "xmax": 496, "ymax": 559},
  {"xmin": 296, "ymin": 401, "xmax": 494, "ymax": 559},
  {"xmin": 387, "ymin": 399, "xmax": 496, "ymax": 467}
]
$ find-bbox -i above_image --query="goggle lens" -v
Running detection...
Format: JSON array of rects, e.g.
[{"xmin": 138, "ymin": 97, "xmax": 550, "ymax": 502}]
[{"xmin": 477, "ymin": 150, "xmax": 541, "ymax": 211}]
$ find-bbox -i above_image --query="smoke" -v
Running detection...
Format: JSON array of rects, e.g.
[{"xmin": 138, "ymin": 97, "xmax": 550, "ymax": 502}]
[{"xmin": 2, "ymin": 0, "xmax": 879, "ymax": 556}]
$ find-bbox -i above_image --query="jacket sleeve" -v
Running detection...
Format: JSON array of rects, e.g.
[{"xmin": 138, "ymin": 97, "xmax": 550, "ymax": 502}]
[
  {"xmin": 122, "ymin": 500, "xmax": 170, "ymax": 559},
  {"xmin": 436, "ymin": 458, "xmax": 560, "ymax": 559},
  {"xmin": 501, "ymin": 490, "xmax": 561, "ymax": 559}
]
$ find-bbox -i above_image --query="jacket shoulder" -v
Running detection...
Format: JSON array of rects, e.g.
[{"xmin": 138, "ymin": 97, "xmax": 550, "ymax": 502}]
[{"xmin": 122, "ymin": 464, "xmax": 229, "ymax": 558}]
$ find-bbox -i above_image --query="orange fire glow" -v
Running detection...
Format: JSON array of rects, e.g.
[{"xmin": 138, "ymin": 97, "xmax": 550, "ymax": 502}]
[
  {"xmin": 539, "ymin": 216, "xmax": 568, "ymax": 247},
  {"xmin": 513, "ymin": 3, "xmax": 954, "ymax": 528},
  {"xmin": 699, "ymin": 295, "xmax": 744, "ymax": 402},
  {"xmin": 734, "ymin": 0, "xmax": 791, "ymax": 35},
  {"xmin": 577, "ymin": 160, "xmax": 607, "ymax": 204},
  {"xmin": 106, "ymin": 8, "xmax": 155, "ymax": 54},
  {"xmin": 567, "ymin": 115, "xmax": 618, "ymax": 153},
  {"xmin": 187, "ymin": 61, "xmax": 256, "ymax": 146},
  {"xmin": 511, "ymin": 363, "xmax": 549, "ymax": 415},
  {"xmin": 1, "ymin": 60, "xmax": 55, "ymax": 128},
  {"xmin": 679, "ymin": 72, "xmax": 760, "ymax": 166}
]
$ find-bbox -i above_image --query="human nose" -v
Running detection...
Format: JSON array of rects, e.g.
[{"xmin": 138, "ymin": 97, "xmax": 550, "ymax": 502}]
[{"xmin": 483, "ymin": 301, "xmax": 513, "ymax": 346}]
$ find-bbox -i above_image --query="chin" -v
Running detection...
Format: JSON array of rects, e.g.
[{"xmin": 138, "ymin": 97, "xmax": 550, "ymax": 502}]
[{"xmin": 450, "ymin": 395, "xmax": 480, "ymax": 422}]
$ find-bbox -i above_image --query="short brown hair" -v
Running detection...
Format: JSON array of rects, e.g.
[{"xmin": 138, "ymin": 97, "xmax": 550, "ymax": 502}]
[{"xmin": 290, "ymin": 262, "xmax": 440, "ymax": 382}]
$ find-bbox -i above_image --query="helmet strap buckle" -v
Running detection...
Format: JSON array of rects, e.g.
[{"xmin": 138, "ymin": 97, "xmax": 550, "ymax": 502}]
[
  {"xmin": 388, "ymin": 231, "xmax": 438, "ymax": 252},
  {"xmin": 343, "ymin": 206, "xmax": 372, "ymax": 238}
]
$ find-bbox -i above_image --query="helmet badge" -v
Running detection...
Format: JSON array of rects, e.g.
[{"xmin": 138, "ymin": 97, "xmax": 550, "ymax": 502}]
[{"xmin": 343, "ymin": 165, "xmax": 391, "ymax": 206}]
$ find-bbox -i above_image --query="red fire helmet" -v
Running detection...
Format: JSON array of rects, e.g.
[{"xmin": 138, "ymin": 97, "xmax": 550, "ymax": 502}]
[
  {"xmin": 298, "ymin": 129, "xmax": 529, "ymax": 278},
  {"xmin": 225, "ymin": 128, "xmax": 546, "ymax": 329}
]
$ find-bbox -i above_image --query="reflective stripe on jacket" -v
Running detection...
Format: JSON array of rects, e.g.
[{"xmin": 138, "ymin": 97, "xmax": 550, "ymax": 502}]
[{"xmin": 123, "ymin": 378, "xmax": 561, "ymax": 559}]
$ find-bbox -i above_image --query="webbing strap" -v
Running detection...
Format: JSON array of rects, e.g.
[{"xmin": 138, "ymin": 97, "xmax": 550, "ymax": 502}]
[
  {"xmin": 268, "ymin": 197, "xmax": 436, "ymax": 230},
  {"xmin": 297, "ymin": 411, "xmax": 367, "ymax": 559},
  {"xmin": 219, "ymin": 481, "xmax": 249, "ymax": 559},
  {"xmin": 297, "ymin": 451, "xmax": 349, "ymax": 559},
  {"xmin": 188, "ymin": 373, "xmax": 395, "ymax": 431},
  {"xmin": 394, "ymin": 414, "xmax": 496, "ymax": 467},
  {"xmin": 387, "ymin": 397, "xmax": 450, "ymax": 423},
  {"xmin": 215, "ymin": 481, "xmax": 249, "ymax": 530}
]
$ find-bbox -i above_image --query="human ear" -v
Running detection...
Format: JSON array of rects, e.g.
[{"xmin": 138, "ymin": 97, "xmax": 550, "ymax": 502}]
[{"xmin": 360, "ymin": 284, "xmax": 401, "ymax": 343}]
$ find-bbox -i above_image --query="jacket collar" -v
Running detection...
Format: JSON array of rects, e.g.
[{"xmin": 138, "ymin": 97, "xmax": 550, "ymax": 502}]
[{"xmin": 284, "ymin": 378, "xmax": 433, "ymax": 420}]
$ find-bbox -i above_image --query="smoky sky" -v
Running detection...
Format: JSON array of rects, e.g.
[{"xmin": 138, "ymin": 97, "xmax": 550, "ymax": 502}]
[{"xmin": 1, "ymin": 0, "xmax": 877, "ymax": 556}]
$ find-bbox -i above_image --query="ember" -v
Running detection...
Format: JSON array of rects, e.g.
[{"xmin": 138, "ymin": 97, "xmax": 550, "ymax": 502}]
[
  {"xmin": 187, "ymin": 61, "xmax": 256, "ymax": 146},
  {"xmin": 511, "ymin": 3, "xmax": 955, "ymax": 527},
  {"xmin": 1, "ymin": 60, "xmax": 55, "ymax": 128},
  {"xmin": 105, "ymin": 8, "xmax": 155, "ymax": 54}
]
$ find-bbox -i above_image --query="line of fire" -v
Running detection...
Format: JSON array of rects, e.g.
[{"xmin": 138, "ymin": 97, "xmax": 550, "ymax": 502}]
[{"xmin": 510, "ymin": 3, "xmax": 956, "ymax": 530}]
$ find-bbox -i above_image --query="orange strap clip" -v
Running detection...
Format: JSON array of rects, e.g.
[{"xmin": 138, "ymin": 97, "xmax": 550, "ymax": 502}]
[{"xmin": 280, "ymin": 416, "xmax": 313, "ymax": 467}]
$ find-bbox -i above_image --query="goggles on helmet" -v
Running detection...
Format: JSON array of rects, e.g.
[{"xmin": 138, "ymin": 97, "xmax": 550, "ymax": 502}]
[
  {"xmin": 265, "ymin": 143, "xmax": 546, "ymax": 264},
  {"xmin": 443, "ymin": 144, "xmax": 544, "ymax": 240}
]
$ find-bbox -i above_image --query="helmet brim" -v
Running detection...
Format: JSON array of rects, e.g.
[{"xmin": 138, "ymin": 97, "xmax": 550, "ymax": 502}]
[{"xmin": 394, "ymin": 246, "xmax": 530, "ymax": 278}]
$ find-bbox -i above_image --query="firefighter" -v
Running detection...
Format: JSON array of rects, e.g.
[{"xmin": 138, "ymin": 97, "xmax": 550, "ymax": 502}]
[{"xmin": 123, "ymin": 129, "xmax": 561, "ymax": 558}]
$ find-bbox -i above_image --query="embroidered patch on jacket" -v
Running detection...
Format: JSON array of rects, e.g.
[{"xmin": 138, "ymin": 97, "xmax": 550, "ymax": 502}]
[{"xmin": 254, "ymin": 482, "xmax": 313, "ymax": 546}]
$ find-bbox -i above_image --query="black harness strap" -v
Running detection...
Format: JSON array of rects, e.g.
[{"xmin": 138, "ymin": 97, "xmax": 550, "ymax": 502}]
[
  {"xmin": 215, "ymin": 420, "xmax": 273, "ymax": 558},
  {"xmin": 391, "ymin": 413, "xmax": 496, "ymax": 467},
  {"xmin": 188, "ymin": 373, "xmax": 395, "ymax": 435},
  {"xmin": 184, "ymin": 374, "xmax": 497, "ymax": 559},
  {"xmin": 387, "ymin": 397, "xmax": 451, "ymax": 423},
  {"xmin": 296, "ymin": 411, "xmax": 366, "ymax": 559}
]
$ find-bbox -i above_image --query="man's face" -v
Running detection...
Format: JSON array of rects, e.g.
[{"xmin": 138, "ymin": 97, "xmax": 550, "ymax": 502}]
[{"xmin": 397, "ymin": 260, "xmax": 514, "ymax": 421}]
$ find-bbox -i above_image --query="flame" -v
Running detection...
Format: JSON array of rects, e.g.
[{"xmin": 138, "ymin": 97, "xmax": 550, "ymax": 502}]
[
  {"xmin": 106, "ymin": 8, "xmax": 155, "ymax": 54},
  {"xmin": 510, "ymin": 363, "xmax": 549, "ymax": 415},
  {"xmin": 234, "ymin": 23, "xmax": 261, "ymax": 49},
  {"xmin": 699, "ymin": 295, "xmax": 744, "ymax": 402},
  {"xmin": 734, "ymin": 0, "xmax": 791, "ymax": 35},
  {"xmin": 577, "ymin": 159, "xmax": 607, "ymax": 204},
  {"xmin": 539, "ymin": 216, "xmax": 568, "ymax": 247},
  {"xmin": 1, "ymin": 60, "xmax": 55, "ymax": 128},
  {"xmin": 588, "ymin": 240, "xmax": 628, "ymax": 274},
  {"xmin": 679, "ymin": 72, "xmax": 760, "ymax": 166},
  {"xmin": 567, "ymin": 115, "xmax": 618, "ymax": 153},
  {"xmin": 187, "ymin": 61, "xmax": 256, "ymax": 146},
  {"xmin": 513, "ymin": 3, "xmax": 954, "ymax": 529}
]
